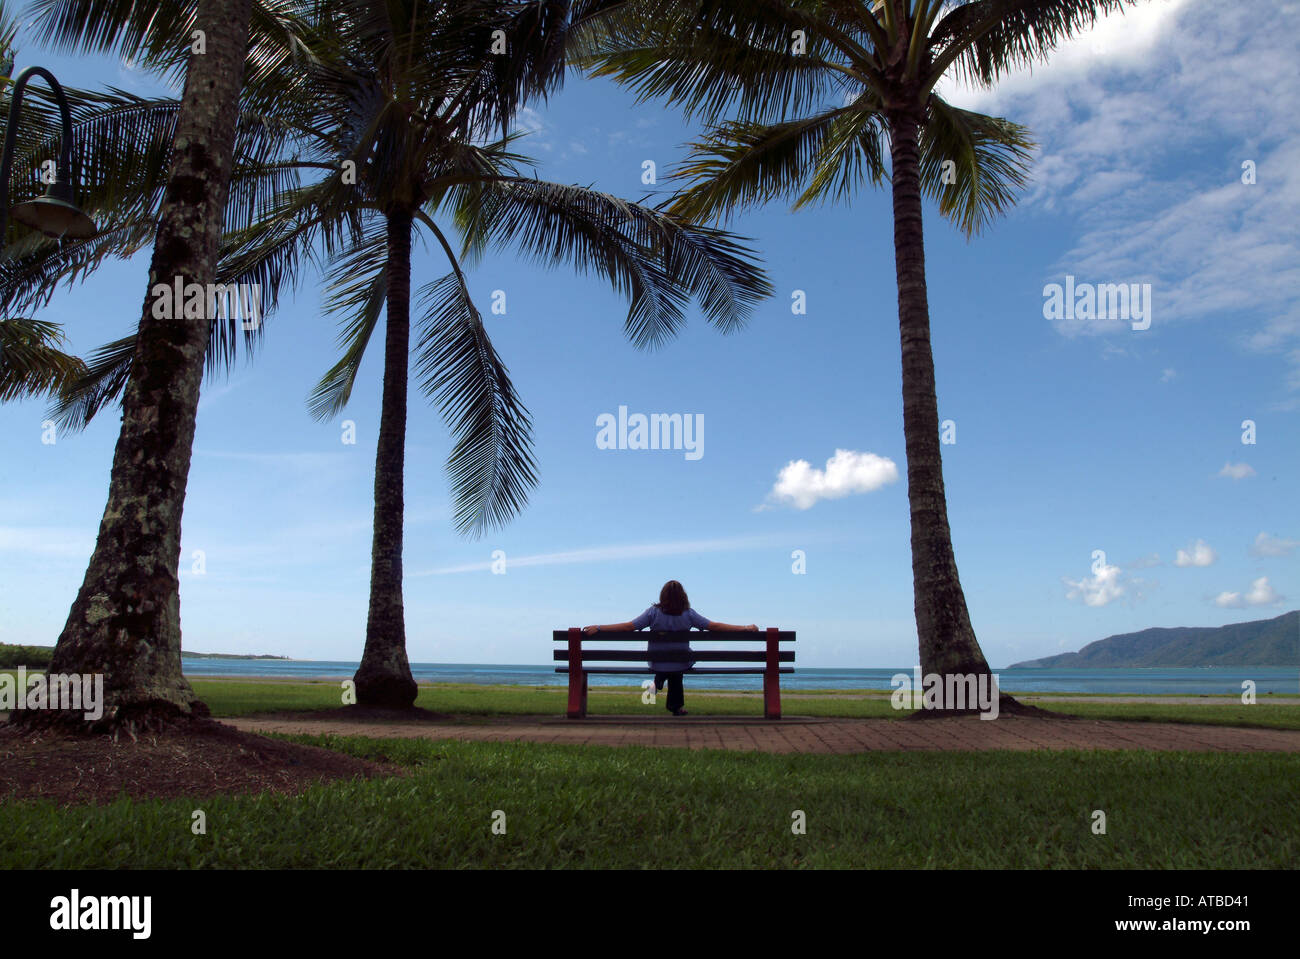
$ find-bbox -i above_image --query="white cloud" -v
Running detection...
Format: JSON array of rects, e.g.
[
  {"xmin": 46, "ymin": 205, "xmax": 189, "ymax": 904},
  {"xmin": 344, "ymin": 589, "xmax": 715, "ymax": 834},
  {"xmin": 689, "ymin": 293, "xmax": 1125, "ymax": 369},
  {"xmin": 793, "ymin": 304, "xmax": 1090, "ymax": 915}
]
[
  {"xmin": 1160, "ymin": 368, "xmax": 1176, "ymax": 383},
  {"xmin": 1063, "ymin": 561, "xmax": 1125, "ymax": 607},
  {"xmin": 1127, "ymin": 552, "xmax": 1163, "ymax": 569},
  {"xmin": 1214, "ymin": 576, "xmax": 1285, "ymax": 609},
  {"xmin": 764, "ymin": 449, "xmax": 899, "ymax": 510},
  {"xmin": 1250, "ymin": 532, "xmax": 1299, "ymax": 558},
  {"xmin": 1217, "ymin": 462, "xmax": 1256, "ymax": 480},
  {"xmin": 1173, "ymin": 538, "xmax": 1217, "ymax": 568}
]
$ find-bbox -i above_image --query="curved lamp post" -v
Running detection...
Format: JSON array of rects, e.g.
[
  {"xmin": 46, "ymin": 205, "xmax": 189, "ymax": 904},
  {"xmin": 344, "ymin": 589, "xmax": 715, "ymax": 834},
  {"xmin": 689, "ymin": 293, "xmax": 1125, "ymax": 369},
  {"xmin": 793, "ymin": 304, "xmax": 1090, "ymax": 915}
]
[{"xmin": 0, "ymin": 65, "xmax": 96, "ymax": 246}]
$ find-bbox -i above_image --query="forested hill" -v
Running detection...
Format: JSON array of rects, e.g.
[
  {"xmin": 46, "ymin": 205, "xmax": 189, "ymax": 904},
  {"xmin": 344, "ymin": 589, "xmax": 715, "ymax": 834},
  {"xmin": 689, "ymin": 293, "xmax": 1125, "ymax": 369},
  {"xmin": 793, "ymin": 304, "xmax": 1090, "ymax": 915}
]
[{"xmin": 1010, "ymin": 611, "xmax": 1299, "ymax": 667}]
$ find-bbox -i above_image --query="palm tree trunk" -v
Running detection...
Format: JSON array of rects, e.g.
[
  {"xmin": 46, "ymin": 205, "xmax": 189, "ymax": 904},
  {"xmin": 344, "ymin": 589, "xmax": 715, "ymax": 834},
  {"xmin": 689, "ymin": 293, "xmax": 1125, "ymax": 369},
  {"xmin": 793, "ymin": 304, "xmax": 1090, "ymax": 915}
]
[
  {"xmin": 888, "ymin": 110, "xmax": 998, "ymax": 708},
  {"xmin": 34, "ymin": 0, "xmax": 252, "ymax": 733},
  {"xmin": 353, "ymin": 208, "xmax": 418, "ymax": 707}
]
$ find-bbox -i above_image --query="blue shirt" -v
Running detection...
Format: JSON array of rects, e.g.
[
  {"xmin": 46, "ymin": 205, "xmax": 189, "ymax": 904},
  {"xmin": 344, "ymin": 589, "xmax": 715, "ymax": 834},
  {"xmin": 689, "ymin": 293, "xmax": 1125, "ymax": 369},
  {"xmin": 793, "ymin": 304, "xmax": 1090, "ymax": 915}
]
[{"xmin": 632, "ymin": 606, "xmax": 710, "ymax": 672}]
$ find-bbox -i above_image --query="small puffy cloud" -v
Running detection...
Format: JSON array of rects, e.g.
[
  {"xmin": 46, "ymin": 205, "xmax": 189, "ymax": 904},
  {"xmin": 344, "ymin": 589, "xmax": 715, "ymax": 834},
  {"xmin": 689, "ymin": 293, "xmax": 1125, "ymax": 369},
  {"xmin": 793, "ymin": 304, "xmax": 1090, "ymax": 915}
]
[
  {"xmin": 1214, "ymin": 576, "xmax": 1284, "ymax": 609},
  {"xmin": 765, "ymin": 449, "xmax": 899, "ymax": 510},
  {"xmin": 1160, "ymin": 368, "xmax": 1176, "ymax": 382},
  {"xmin": 1173, "ymin": 538, "xmax": 1217, "ymax": 567},
  {"xmin": 1250, "ymin": 532, "xmax": 1299, "ymax": 557},
  {"xmin": 1127, "ymin": 552, "xmax": 1163, "ymax": 569},
  {"xmin": 1217, "ymin": 462, "xmax": 1256, "ymax": 480},
  {"xmin": 1063, "ymin": 562, "xmax": 1125, "ymax": 607}
]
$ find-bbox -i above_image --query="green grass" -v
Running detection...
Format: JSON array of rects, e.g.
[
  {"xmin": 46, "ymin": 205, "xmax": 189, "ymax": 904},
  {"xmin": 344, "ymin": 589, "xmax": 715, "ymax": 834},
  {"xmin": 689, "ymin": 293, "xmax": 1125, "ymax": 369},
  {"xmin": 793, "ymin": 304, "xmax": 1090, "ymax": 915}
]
[
  {"xmin": 189, "ymin": 678, "xmax": 906, "ymax": 719},
  {"xmin": 1045, "ymin": 701, "xmax": 1300, "ymax": 730},
  {"xmin": 2, "ymin": 736, "xmax": 1296, "ymax": 868},
  {"xmin": 183, "ymin": 678, "xmax": 1300, "ymax": 730}
]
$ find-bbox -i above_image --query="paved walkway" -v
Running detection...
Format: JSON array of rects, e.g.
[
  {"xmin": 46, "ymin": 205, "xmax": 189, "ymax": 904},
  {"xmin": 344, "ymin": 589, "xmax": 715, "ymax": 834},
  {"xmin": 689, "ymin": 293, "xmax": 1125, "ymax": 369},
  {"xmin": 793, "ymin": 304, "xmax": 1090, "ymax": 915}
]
[{"xmin": 228, "ymin": 714, "xmax": 1300, "ymax": 754}]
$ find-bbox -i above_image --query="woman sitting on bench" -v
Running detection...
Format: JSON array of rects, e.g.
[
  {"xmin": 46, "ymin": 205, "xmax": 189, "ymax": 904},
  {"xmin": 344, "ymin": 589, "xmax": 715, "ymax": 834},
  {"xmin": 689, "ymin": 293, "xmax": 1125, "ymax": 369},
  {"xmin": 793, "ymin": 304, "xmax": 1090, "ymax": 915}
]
[{"xmin": 584, "ymin": 580, "xmax": 757, "ymax": 716}]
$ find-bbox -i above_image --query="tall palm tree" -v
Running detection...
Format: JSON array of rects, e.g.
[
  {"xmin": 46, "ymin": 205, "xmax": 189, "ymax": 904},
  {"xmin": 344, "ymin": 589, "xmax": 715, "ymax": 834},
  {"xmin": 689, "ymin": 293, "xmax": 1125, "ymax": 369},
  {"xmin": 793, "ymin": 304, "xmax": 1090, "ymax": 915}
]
[
  {"xmin": 7, "ymin": 0, "xmax": 311, "ymax": 731},
  {"xmin": 215, "ymin": 0, "xmax": 774, "ymax": 706},
  {"xmin": 6, "ymin": 1, "xmax": 772, "ymax": 710},
  {"xmin": 577, "ymin": 0, "xmax": 1141, "ymax": 709}
]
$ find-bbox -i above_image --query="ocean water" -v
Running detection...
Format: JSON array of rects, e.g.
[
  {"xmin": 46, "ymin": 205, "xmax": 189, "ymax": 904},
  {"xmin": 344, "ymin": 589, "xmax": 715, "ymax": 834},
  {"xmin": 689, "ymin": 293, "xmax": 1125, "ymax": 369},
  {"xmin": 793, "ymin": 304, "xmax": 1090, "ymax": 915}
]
[{"xmin": 181, "ymin": 659, "xmax": 1300, "ymax": 695}]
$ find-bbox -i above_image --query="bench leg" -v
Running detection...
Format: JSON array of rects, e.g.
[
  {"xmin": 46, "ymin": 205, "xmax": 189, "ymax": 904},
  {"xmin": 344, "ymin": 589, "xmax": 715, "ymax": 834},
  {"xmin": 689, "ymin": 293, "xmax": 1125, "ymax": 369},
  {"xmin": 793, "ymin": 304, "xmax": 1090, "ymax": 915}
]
[
  {"xmin": 566, "ymin": 627, "xmax": 586, "ymax": 718},
  {"xmin": 764, "ymin": 627, "xmax": 781, "ymax": 719},
  {"xmin": 567, "ymin": 670, "xmax": 586, "ymax": 719},
  {"xmin": 764, "ymin": 671, "xmax": 782, "ymax": 719}
]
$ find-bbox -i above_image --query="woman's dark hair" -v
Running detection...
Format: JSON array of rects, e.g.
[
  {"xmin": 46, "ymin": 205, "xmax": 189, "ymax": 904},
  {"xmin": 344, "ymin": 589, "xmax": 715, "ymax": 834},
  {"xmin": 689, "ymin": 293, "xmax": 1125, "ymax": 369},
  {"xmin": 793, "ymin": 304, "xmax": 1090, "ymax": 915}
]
[{"xmin": 655, "ymin": 580, "xmax": 689, "ymax": 616}]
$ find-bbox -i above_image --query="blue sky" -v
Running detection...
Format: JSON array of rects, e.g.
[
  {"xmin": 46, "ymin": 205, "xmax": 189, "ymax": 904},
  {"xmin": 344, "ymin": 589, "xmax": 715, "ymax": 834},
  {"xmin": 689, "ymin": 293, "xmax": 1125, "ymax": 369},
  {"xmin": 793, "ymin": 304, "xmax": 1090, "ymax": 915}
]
[{"xmin": 1, "ymin": 0, "xmax": 1297, "ymax": 668}]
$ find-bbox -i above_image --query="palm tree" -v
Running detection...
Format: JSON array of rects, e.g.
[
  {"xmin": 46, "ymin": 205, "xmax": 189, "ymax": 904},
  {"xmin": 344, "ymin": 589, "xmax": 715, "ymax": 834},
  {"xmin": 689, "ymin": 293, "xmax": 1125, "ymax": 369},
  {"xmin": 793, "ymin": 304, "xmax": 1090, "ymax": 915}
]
[
  {"xmin": 220, "ymin": 0, "xmax": 774, "ymax": 706},
  {"xmin": 7, "ymin": 0, "xmax": 307, "ymax": 731},
  {"xmin": 577, "ymin": 0, "xmax": 1140, "ymax": 709},
  {"xmin": 6, "ymin": 1, "xmax": 772, "ymax": 710}
]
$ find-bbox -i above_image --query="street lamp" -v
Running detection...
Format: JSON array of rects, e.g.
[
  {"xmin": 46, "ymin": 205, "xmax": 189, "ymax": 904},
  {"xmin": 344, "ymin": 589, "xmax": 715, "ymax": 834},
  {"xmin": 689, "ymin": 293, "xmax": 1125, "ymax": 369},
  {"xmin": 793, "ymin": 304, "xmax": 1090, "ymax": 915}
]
[{"xmin": 0, "ymin": 65, "xmax": 96, "ymax": 246}]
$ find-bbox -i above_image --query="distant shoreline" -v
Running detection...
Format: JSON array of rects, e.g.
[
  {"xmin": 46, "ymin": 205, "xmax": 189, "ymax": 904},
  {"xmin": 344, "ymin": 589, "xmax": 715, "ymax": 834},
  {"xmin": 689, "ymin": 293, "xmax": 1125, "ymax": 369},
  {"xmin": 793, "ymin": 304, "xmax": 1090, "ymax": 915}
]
[{"xmin": 180, "ymin": 652, "xmax": 292, "ymax": 661}]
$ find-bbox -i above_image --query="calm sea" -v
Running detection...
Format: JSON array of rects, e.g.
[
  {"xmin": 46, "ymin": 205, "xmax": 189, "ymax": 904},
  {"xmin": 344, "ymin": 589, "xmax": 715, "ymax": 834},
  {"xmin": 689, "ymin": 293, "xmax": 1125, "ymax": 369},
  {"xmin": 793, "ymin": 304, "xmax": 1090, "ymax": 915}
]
[{"xmin": 181, "ymin": 659, "xmax": 1300, "ymax": 695}]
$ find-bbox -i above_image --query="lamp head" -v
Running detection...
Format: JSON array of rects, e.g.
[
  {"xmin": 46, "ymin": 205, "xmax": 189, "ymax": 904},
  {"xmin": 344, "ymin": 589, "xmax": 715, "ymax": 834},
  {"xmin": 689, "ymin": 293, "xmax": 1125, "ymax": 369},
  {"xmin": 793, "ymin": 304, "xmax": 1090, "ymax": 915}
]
[{"xmin": 10, "ymin": 180, "xmax": 96, "ymax": 240}]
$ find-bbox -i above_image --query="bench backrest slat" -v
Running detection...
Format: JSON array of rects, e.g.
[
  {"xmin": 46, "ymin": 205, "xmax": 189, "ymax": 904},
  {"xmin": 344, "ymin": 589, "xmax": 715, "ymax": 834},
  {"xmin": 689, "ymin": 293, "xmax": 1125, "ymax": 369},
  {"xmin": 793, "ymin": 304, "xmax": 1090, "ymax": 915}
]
[
  {"xmin": 552, "ymin": 629, "xmax": 795, "ymax": 643},
  {"xmin": 551, "ymin": 649, "xmax": 793, "ymax": 663}
]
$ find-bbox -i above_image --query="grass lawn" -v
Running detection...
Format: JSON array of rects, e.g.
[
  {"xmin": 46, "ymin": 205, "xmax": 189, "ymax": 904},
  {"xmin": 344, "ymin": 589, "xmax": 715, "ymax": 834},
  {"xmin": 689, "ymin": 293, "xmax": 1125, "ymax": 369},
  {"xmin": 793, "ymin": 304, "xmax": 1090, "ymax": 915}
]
[
  {"xmin": 182, "ymin": 677, "xmax": 1300, "ymax": 730},
  {"xmin": 3, "ymin": 735, "xmax": 1297, "ymax": 868},
  {"xmin": 4, "ymin": 677, "xmax": 1299, "ymax": 868}
]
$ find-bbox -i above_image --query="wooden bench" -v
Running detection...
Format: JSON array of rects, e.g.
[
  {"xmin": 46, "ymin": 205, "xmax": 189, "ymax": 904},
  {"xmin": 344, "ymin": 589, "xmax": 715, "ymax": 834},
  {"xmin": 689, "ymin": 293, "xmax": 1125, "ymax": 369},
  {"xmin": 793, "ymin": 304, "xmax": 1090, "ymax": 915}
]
[{"xmin": 553, "ymin": 628, "xmax": 795, "ymax": 719}]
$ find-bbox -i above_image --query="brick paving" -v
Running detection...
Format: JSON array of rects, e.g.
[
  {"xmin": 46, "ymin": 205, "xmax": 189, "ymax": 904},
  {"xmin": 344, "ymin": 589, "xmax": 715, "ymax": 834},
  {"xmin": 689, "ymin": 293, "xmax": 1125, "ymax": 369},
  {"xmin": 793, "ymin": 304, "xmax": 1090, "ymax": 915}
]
[{"xmin": 228, "ymin": 714, "xmax": 1300, "ymax": 754}]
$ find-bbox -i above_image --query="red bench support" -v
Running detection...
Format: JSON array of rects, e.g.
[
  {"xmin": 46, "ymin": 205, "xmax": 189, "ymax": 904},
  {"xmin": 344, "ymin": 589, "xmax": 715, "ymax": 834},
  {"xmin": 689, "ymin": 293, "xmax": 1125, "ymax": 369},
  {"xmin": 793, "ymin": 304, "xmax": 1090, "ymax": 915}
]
[
  {"xmin": 567, "ymin": 627, "xmax": 588, "ymax": 719},
  {"xmin": 763, "ymin": 627, "xmax": 781, "ymax": 719}
]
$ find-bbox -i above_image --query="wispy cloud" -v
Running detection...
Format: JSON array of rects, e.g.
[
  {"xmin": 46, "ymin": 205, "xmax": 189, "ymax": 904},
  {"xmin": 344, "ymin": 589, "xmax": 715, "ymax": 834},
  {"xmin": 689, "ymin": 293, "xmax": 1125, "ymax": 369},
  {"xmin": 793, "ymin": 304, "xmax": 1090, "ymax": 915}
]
[
  {"xmin": 413, "ymin": 535, "xmax": 782, "ymax": 576},
  {"xmin": 194, "ymin": 449, "xmax": 353, "ymax": 471},
  {"xmin": 197, "ymin": 378, "xmax": 246, "ymax": 413},
  {"xmin": 941, "ymin": 0, "xmax": 1300, "ymax": 400},
  {"xmin": 1250, "ymin": 532, "xmax": 1299, "ymax": 558},
  {"xmin": 0, "ymin": 526, "xmax": 93, "ymax": 560},
  {"xmin": 1217, "ymin": 462, "xmax": 1256, "ymax": 480}
]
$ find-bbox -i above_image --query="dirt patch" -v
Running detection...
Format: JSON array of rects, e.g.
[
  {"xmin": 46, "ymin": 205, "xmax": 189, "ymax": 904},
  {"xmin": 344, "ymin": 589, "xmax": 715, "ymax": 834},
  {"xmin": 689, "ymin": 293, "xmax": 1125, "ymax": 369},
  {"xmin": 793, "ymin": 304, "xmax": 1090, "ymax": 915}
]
[
  {"xmin": 0, "ymin": 716, "xmax": 403, "ymax": 807},
  {"xmin": 906, "ymin": 694, "xmax": 1059, "ymax": 720}
]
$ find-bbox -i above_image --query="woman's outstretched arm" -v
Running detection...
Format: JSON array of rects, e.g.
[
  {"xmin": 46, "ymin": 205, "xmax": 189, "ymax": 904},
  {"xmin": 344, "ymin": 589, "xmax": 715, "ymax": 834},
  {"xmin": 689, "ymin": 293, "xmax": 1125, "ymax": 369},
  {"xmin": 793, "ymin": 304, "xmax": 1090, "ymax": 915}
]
[
  {"xmin": 582, "ymin": 621, "xmax": 638, "ymax": 635},
  {"xmin": 706, "ymin": 621, "xmax": 758, "ymax": 631}
]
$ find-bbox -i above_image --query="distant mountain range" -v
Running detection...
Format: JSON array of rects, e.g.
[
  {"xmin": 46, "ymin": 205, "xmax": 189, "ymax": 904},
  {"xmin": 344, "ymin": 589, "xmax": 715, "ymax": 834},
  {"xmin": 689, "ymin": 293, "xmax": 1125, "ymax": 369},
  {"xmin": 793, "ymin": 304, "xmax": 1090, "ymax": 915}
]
[{"xmin": 1010, "ymin": 610, "xmax": 1299, "ymax": 668}]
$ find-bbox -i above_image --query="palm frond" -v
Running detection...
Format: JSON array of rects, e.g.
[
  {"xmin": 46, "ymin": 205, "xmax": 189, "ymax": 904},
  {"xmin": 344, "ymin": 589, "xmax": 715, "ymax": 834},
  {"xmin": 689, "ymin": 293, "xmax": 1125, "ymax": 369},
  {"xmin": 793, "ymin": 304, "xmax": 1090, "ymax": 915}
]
[
  {"xmin": 306, "ymin": 216, "xmax": 389, "ymax": 421},
  {"xmin": 667, "ymin": 105, "xmax": 886, "ymax": 224},
  {"xmin": 928, "ymin": 0, "xmax": 1137, "ymax": 90},
  {"xmin": 412, "ymin": 270, "xmax": 537, "ymax": 537},
  {"xmin": 42, "ymin": 332, "xmax": 133, "ymax": 430},
  {"xmin": 455, "ymin": 177, "xmax": 771, "ymax": 350},
  {"xmin": 0, "ymin": 317, "xmax": 86, "ymax": 401},
  {"xmin": 27, "ymin": 0, "xmax": 317, "ymax": 92},
  {"xmin": 576, "ymin": 0, "xmax": 854, "ymax": 125},
  {"xmin": 920, "ymin": 94, "xmax": 1035, "ymax": 235}
]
